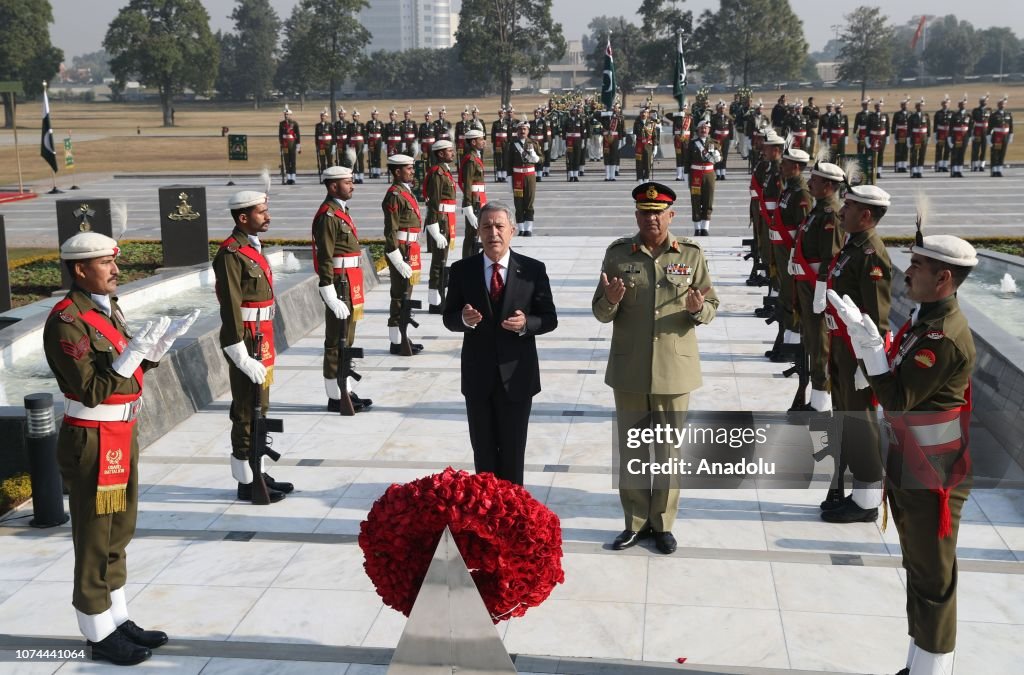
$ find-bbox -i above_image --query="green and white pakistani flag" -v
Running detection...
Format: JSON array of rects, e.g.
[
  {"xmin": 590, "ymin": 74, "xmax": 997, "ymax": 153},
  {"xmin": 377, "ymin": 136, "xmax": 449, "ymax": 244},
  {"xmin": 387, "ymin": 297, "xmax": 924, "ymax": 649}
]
[
  {"xmin": 601, "ymin": 35, "xmax": 616, "ymax": 111},
  {"xmin": 673, "ymin": 33, "xmax": 687, "ymax": 110}
]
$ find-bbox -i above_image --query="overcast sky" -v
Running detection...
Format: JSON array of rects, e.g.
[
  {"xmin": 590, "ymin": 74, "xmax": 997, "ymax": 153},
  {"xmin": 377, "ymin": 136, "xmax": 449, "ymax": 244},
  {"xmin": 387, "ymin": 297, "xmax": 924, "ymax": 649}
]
[{"xmin": 51, "ymin": 0, "xmax": 1024, "ymax": 60}]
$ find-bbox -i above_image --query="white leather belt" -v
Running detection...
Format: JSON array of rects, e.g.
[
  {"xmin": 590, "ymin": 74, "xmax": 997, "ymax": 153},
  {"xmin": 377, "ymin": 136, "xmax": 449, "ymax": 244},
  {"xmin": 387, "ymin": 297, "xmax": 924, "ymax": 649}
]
[
  {"xmin": 438, "ymin": 203, "xmax": 456, "ymax": 212},
  {"xmin": 66, "ymin": 398, "xmax": 143, "ymax": 423},
  {"xmin": 332, "ymin": 256, "xmax": 360, "ymax": 269},
  {"xmin": 691, "ymin": 164, "xmax": 714, "ymax": 171},
  {"xmin": 397, "ymin": 231, "xmax": 419, "ymax": 242},
  {"xmin": 764, "ymin": 201, "xmax": 778, "ymax": 210},
  {"xmin": 495, "ymin": 133, "xmax": 507, "ymax": 138},
  {"xmin": 369, "ymin": 133, "xmax": 382, "ymax": 138},
  {"xmin": 913, "ymin": 128, "xmax": 928, "ymax": 133},
  {"xmin": 388, "ymin": 136, "xmax": 401, "ymax": 141},
  {"xmin": 471, "ymin": 184, "xmax": 486, "ymax": 192},
  {"xmin": 422, "ymin": 137, "xmax": 435, "ymax": 143},
  {"xmin": 240, "ymin": 304, "xmax": 275, "ymax": 322},
  {"xmin": 566, "ymin": 133, "xmax": 582, "ymax": 138},
  {"xmin": 349, "ymin": 135, "xmax": 364, "ymax": 141},
  {"xmin": 318, "ymin": 136, "xmax": 333, "ymax": 141},
  {"xmin": 513, "ymin": 167, "xmax": 536, "ymax": 173}
]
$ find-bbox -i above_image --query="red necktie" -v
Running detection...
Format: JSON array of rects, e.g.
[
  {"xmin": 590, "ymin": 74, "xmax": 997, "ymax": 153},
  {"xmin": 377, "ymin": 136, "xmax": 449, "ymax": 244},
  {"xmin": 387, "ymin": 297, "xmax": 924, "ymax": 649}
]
[{"xmin": 490, "ymin": 262, "xmax": 504, "ymax": 302}]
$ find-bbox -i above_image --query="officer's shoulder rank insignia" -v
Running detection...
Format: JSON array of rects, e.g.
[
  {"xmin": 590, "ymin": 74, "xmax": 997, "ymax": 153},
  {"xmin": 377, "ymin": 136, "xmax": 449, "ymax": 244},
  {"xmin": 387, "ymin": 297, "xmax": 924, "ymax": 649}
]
[
  {"xmin": 824, "ymin": 206, "xmax": 833, "ymax": 213},
  {"xmin": 864, "ymin": 247, "xmax": 875, "ymax": 255},
  {"xmin": 869, "ymin": 265, "xmax": 884, "ymax": 280},
  {"xmin": 58, "ymin": 311, "xmax": 75, "ymax": 324},
  {"xmin": 913, "ymin": 349, "xmax": 936, "ymax": 369},
  {"xmin": 608, "ymin": 236, "xmax": 633, "ymax": 250},
  {"xmin": 925, "ymin": 330, "xmax": 945, "ymax": 340},
  {"xmin": 226, "ymin": 242, "xmax": 240, "ymax": 253}
]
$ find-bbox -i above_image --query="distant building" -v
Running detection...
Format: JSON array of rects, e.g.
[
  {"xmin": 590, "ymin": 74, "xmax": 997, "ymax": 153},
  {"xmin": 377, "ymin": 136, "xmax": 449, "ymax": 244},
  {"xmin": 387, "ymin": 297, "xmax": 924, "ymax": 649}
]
[
  {"xmin": 816, "ymin": 62, "xmax": 840, "ymax": 81},
  {"xmin": 511, "ymin": 40, "xmax": 593, "ymax": 92},
  {"xmin": 360, "ymin": 0, "xmax": 454, "ymax": 53}
]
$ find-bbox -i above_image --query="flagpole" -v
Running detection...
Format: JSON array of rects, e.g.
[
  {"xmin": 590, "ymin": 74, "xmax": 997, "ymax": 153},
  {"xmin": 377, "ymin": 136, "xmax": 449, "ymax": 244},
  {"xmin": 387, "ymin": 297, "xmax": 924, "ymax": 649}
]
[
  {"xmin": 42, "ymin": 80, "xmax": 63, "ymax": 194},
  {"xmin": 12, "ymin": 92, "xmax": 25, "ymax": 194}
]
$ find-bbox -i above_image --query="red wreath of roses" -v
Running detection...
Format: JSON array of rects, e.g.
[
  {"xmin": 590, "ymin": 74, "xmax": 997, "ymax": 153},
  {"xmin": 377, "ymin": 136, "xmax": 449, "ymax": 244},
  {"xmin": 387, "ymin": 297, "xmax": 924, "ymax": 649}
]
[{"xmin": 358, "ymin": 467, "xmax": 565, "ymax": 623}]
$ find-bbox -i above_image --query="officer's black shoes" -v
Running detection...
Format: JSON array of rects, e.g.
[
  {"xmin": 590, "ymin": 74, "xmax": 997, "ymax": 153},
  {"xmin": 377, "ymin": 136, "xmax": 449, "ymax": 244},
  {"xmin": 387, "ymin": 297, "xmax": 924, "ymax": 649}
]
[
  {"xmin": 350, "ymin": 392, "xmax": 373, "ymax": 410},
  {"xmin": 536, "ymin": 176, "xmax": 542, "ymax": 182},
  {"xmin": 389, "ymin": 342, "xmax": 424, "ymax": 355},
  {"xmin": 428, "ymin": 304, "xmax": 443, "ymax": 314},
  {"xmin": 521, "ymin": 231, "xmax": 533, "ymax": 237},
  {"xmin": 263, "ymin": 473, "xmax": 294, "ymax": 493},
  {"xmin": 820, "ymin": 488, "xmax": 846, "ymax": 511},
  {"xmin": 237, "ymin": 481, "xmax": 286, "ymax": 503},
  {"xmin": 820, "ymin": 497, "xmax": 878, "ymax": 523},
  {"xmin": 286, "ymin": 179, "xmax": 295, "ymax": 185},
  {"xmin": 612, "ymin": 529, "xmax": 642, "ymax": 550},
  {"xmin": 653, "ymin": 531, "xmax": 677, "ymax": 554},
  {"xmin": 699, "ymin": 229, "xmax": 709, "ymax": 237},
  {"xmin": 89, "ymin": 629, "xmax": 152, "ymax": 665},
  {"xmin": 117, "ymin": 620, "xmax": 168, "ymax": 649},
  {"xmin": 895, "ymin": 669, "xmax": 909, "ymax": 675}
]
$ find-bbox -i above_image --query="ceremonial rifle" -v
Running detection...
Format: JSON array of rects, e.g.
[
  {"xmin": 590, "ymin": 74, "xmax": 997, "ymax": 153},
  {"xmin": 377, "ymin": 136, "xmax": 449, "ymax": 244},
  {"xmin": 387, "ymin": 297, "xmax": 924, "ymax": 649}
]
[
  {"xmin": 336, "ymin": 275, "xmax": 364, "ymax": 416},
  {"xmin": 247, "ymin": 307, "xmax": 283, "ymax": 504}
]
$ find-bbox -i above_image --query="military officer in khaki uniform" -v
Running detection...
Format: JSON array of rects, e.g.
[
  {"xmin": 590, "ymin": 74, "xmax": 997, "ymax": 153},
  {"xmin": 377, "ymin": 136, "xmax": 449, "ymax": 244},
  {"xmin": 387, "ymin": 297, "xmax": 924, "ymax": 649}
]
[
  {"xmin": 459, "ymin": 129, "xmax": 488, "ymax": 258},
  {"xmin": 821, "ymin": 184, "xmax": 892, "ymax": 521},
  {"xmin": 214, "ymin": 191, "xmax": 295, "ymax": 502},
  {"xmin": 791, "ymin": 154, "xmax": 844, "ymax": 410},
  {"xmin": 593, "ymin": 182, "xmax": 719, "ymax": 555},
  {"xmin": 383, "ymin": 154, "xmax": 425, "ymax": 355},
  {"xmin": 829, "ymin": 233, "xmax": 978, "ymax": 675},
  {"xmin": 509, "ymin": 120, "xmax": 542, "ymax": 235},
  {"xmin": 988, "ymin": 95, "xmax": 1013, "ymax": 177},
  {"xmin": 44, "ymin": 233, "xmax": 194, "ymax": 665},
  {"xmin": 313, "ymin": 165, "xmax": 372, "ymax": 413},
  {"xmin": 423, "ymin": 139, "xmax": 458, "ymax": 312}
]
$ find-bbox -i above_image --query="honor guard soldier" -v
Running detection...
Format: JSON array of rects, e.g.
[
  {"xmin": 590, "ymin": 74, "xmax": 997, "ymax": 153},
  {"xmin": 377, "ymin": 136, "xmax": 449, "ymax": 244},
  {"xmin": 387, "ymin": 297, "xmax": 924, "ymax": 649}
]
[
  {"xmin": 988, "ymin": 95, "xmax": 1013, "ymax": 176},
  {"xmin": 459, "ymin": 129, "xmax": 488, "ymax": 257},
  {"xmin": 315, "ymin": 109, "xmax": 335, "ymax": 175},
  {"xmin": 729, "ymin": 93, "xmax": 746, "ymax": 157},
  {"xmin": 400, "ymin": 108, "xmax": 418, "ymax": 156},
  {"xmin": 603, "ymin": 103, "xmax": 625, "ymax": 181},
  {"xmin": 385, "ymin": 109, "xmax": 403, "ymax": 158},
  {"xmin": 214, "ymin": 191, "xmax": 295, "ymax": 502},
  {"xmin": 544, "ymin": 105, "xmax": 557, "ymax": 176},
  {"xmin": 710, "ymin": 100, "xmax": 732, "ymax": 179},
  {"xmin": 634, "ymin": 106, "xmax": 657, "ymax": 182},
  {"xmin": 491, "ymin": 107, "xmax": 510, "ymax": 182},
  {"xmin": 347, "ymin": 110, "xmax": 366, "ymax": 183},
  {"xmin": 792, "ymin": 152, "xmax": 845, "ymax": 411},
  {"xmin": 334, "ymin": 108, "xmax": 351, "ymax": 168},
  {"xmin": 821, "ymin": 184, "xmax": 892, "ymax": 521},
  {"xmin": 470, "ymin": 105, "xmax": 485, "ymax": 132},
  {"xmin": 423, "ymin": 139, "xmax": 458, "ymax": 312},
  {"xmin": 418, "ymin": 108, "xmax": 437, "ymax": 165},
  {"xmin": 829, "ymin": 230, "xmax": 978, "ymax": 675},
  {"xmin": 830, "ymin": 100, "xmax": 849, "ymax": 157},
  {"xmin": 745, "ymin": 100, "xmax": 768, "ymax": 171},
  {"xmin": 784, "ymin": 101, "xmax": 809, "ymax": 151},
  {"xmin": 670, "ymin": 106, "xmax": 692, "ymax": 181},
  {"xmin": 948, "ymin": 96, "xmax": 971, "ymax": 177},
  {"xmin": 686, "ymin": 120, "xmax": 720, "ymax": 236},
  {"xmin": 279, "ymin": 107, "xmax": 300, "ymax": 184},
  {"xmin": 768, "ymin": 146, "xmax": 811, "ymax": 362},
  {"xmin": 933, "ymin": 95, "xmax": 953, "ymax": 171},
  {"xmin": 366, "ymin": 108, "xmax": 385, "ymax": 179},
  {"xmin": 383, "ymin": 154, "xmax": 425, "ymax": 355},
  {"xmin": 45, "ymin": 233, "xmax": 195, "ymax": 665},
  {"xmin": 455, "ymin": 106, "xmax": 471, "ymax": 163},
  {"xmin": 867, "ymin": 99, "xmax": 889, "ymax": 180},
  {"xmin": 563, "ymin": 105, "xmax": 585, "ymax": 181},
  {"xmin": 753, "ymin": 131, "xmax": 786, "ymax": 297},
  {"xmin": 803, "ymin": 96, "xmax": 820, "ymax": 157},
  {"xmin": 530, "ymin": 107, "xmax": 548, "ymax": 180},
  {"xmin": 509, "ymin": 120, "xmax": 541, "ymax": 236},
  {"xmin": 892, "ymin": 97, "xmax": 911, "ymax": 173},
  {"xmin": 970, "ymin": 93, "xmax": 991, "ymax": 171},
  {"xmin": 908, "ymin": 98, "xmax": 931, "ymax": 179},
  {"xmin": 434, "ymin": 106, "xmax": 452, "ymax": 144},
  {"xmin": 593, "ymin": 181, "xmax": 719, "ymax": 556},
  {"xmin": 313, "ymin": 165, "xmax": 372, "ymax": 413},
  {"xmin": 854, "ymin": 98, "xmax": 871, "ymax": 155},
  {"xmin": 588, "ymin": 105, "xmax": 606, "ymax": 163}
]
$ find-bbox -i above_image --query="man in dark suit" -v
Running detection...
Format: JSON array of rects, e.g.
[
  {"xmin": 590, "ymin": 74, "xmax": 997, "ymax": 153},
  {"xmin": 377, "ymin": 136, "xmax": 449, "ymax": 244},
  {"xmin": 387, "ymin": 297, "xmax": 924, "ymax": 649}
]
[{"xmin": 443, "ymin": 201, "xmax": 558, "ymax": 485}]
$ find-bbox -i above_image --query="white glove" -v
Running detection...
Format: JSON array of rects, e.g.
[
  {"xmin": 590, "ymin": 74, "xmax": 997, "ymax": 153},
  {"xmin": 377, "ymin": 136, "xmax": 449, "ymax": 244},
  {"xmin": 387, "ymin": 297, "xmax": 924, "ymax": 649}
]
[
  {"xmin": 463, "ymin": 205, "xmax": 479, "ymax": 229},
  {"xmin": 318, "ymin": 284, "xmax": 350, "ymax": 320},
  {"xmin": 1010, "ymin": 133, "xmax": 1015, "ymax": 144},
  {"xmin": 223, "ymin": 341, "xmax": 267, "ymax": 384},
  {"xmin": 812, "ymin": 281, "xmax": 827, "ymax": 314},
  {"xmin": 112, "ymin": 317, "xmax": 170, "ymax": 378},
  {"xmin": 854, "ymin": 366, "xmax": 870, "ymax": 391},
  {"xmin": 145, "ymin": 309, "xmax": 200, "ymax": 361},
  {"xmin": 296, "ymin": 143, "xmax": 302, "ymax": 153},
  {"xmin": 826, "ymin": 290, "xmax": 883, "ymax": 354},
  {"xmin": 426, "ymin": 223, "xmax": 448, "ymax": 249},
  {"xmin": 947, "ymin": 137, "xmax": 954, "ymax": 149},
  {"xmin": 386, "ymin": 248, "xmax": 413, "ymax": 279},
  {"xmin": 710, "ymin": 149, "xmax": 722, "ymax": 163},
  {"xmin": 525, "ymin": 149, "xmax": 541, "ymax": 163}
]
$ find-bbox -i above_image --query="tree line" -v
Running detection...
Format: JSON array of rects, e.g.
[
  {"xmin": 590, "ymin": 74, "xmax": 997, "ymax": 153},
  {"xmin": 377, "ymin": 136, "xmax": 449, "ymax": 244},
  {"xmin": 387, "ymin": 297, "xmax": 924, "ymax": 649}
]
[{"xmin": 2, "ymin": 0, "xmax": 1022, "ymax": 129}]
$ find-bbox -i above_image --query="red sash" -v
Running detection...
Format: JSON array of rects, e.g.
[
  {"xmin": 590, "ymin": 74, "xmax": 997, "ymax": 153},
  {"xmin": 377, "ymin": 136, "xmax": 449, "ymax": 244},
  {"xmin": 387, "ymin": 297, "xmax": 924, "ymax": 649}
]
[
  {"xmin": 791, "ymin": 222, "xmax": 820, "ymax": 283},
  {"xmin": 219, "ymin": 238, "xmax": 275, "ymax": 365},
  {"xmin": 991, "ymin": 127, "xmax": 1010, "ymax": 149},
  {"xmin": 390, "ymin": 187, "xmax": 423, "ymax": 283}
]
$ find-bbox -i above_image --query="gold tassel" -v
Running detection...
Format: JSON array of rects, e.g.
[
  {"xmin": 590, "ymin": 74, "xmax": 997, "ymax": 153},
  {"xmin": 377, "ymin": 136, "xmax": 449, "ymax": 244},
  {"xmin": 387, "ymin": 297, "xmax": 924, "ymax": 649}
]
[
  {"xmin": 410, "ymin": 271, "xmax": 421, "ymax": 286},
  {"xmin": 96, "ymin": 487, "xmax": 127, "ymax": 515},
  {"xmin": 263, "ymin": 366, "xmax": 274, "ymax": 389},
  {"xmin": 352, "ymin": 305, "xmax": 364, "ymax": 322},
  {"xmin": 881, "ymin": 494, "xmax": 889, "ymax": 533}
]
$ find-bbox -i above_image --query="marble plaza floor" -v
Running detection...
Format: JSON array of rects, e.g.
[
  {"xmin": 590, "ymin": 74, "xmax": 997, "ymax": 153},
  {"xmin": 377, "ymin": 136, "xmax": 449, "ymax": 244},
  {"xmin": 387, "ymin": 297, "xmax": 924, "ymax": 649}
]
[{"xmin": 0, "ymin": 236, "xmax": 1022, "ymax": 674}]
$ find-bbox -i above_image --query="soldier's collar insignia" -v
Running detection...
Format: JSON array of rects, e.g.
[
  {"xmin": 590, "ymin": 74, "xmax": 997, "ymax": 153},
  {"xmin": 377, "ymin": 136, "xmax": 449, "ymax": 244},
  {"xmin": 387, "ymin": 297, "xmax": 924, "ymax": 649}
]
[
  {"xmin": 925, "ymin": 330, "xmax": 945, "ymax": 340},
  {"xmin": 864, "ymin": 247, "xmax": 875, "ymax": 255},
  {"xmin": 58, "ymin": 311, "xmax": 75, "ymax": 324}
]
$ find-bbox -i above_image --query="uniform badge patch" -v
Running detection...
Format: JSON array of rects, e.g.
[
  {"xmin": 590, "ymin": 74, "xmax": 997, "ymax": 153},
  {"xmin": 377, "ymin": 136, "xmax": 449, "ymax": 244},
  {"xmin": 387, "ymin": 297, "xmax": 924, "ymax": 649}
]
[
  {"xmin": 925, "ymin": 330, "xmax": 945, "ymax": 340},
  {"xmin": 864, "ymin": 247, "xmax": 875, "ymax": 255},
  {"xmin": 913, "ymin": 349, "xmax": 936, "ymax": 369},
  {"xmin": 666, "ymin": 263, "xmax": 692, "ymax": 276},
  {"xmin": 869, "ymin": 266, "xmax": 884, "ymax": 280},
  {"xmin": 58, "ymin": 312, "xmax": 74, "ymax": 323},
  {"xmin": 59, "ymin": 335, "xmax": 90, "ymax": 361},
  {"xmin": 226, "ymin": 242, "xmax": 240, "ymax": 252}
]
